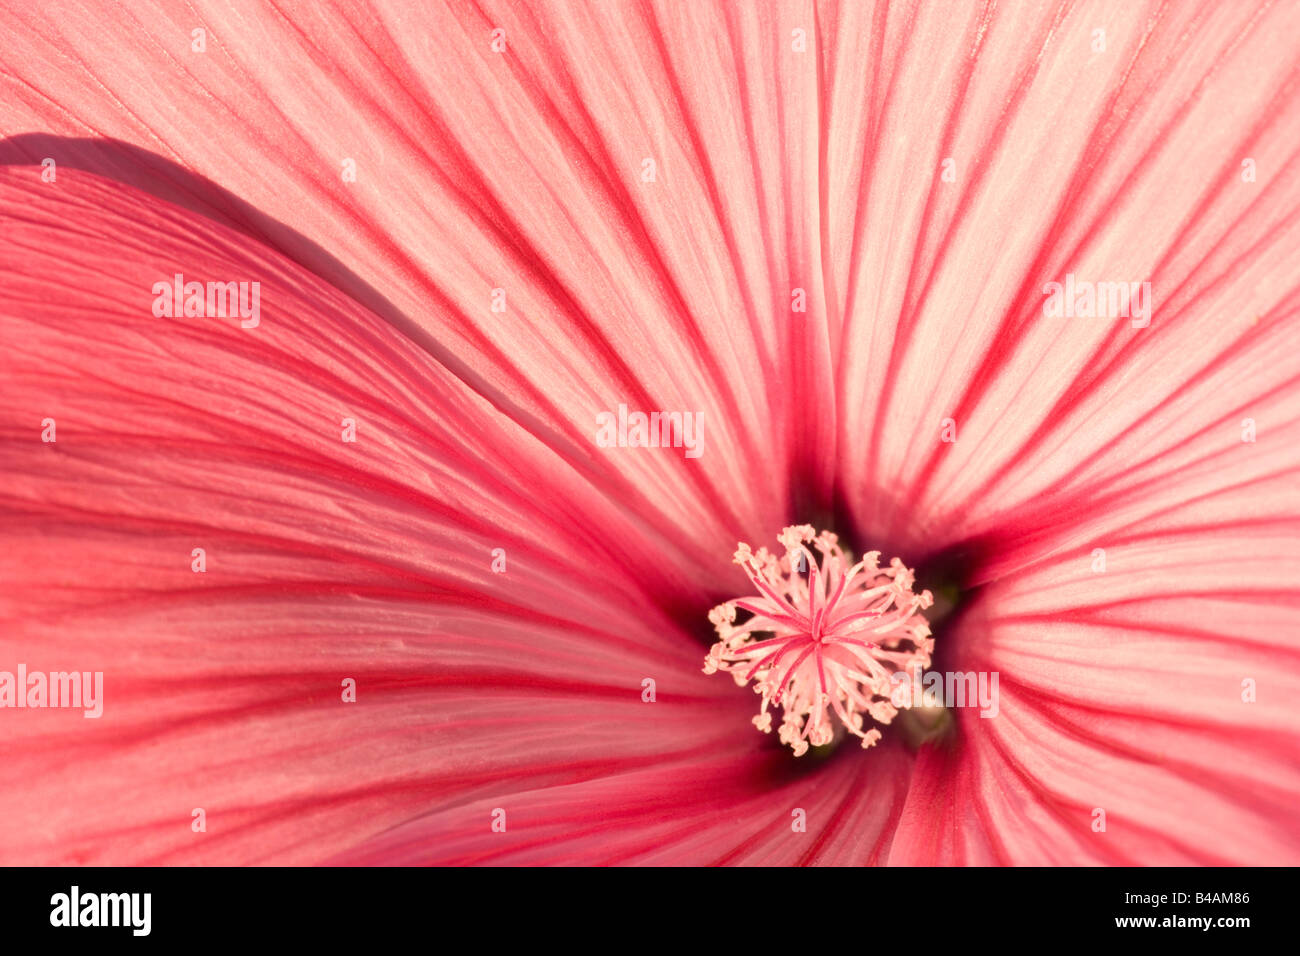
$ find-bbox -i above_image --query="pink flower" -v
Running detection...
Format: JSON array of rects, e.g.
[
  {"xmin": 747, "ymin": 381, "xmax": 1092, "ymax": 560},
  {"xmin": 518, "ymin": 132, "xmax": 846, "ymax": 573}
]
[{"xmin": 1, "ymin": 0, "xmax": 1298, "ymax": 865}]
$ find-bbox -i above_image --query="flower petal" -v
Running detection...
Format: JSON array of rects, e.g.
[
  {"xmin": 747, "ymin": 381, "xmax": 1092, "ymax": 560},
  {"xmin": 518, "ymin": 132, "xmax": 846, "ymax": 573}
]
[
  {"xmin": 0, "ymin": 0, "xmax": 825, "ymax": 544},
  {"xmin": 892, "ymin": 518, "xmax": 1300, "ymax": 864},
  {"xmin": 0, "ymin": 167, "xmax": 741, "ymax": 863},
  {"xmin": 827, "ymin": 0, "xmax": 1300, "ymax": 559},
  {"xmin": 330, "ymin": 743, "xmax": 913, "ymax": 866}
]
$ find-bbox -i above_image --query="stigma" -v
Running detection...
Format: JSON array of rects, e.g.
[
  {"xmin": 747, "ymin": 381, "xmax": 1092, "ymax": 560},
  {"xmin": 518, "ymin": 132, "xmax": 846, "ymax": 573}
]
[{"xmin": 705, "ymin": 525, "xmax": 934, "ymax": 756}]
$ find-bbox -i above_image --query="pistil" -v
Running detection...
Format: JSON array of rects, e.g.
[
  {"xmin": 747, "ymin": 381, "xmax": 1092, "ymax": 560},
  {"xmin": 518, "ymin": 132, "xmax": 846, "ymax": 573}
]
[{"xmin": 705, "ymin": 525, "xmax": 935, "ymax": 755}]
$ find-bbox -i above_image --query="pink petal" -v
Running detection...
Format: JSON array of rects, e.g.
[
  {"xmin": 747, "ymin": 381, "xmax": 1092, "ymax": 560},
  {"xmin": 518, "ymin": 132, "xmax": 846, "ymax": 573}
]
[
  {"xmin": 331, "ymin": 744, "xmax": 914, "ymax": 866},
  {"xmin": 892, "ymin": 521, "xmax": 1300, "ymax": 864},
  {"xmin": 0, "ymin": 0, "xmax": 806, "ymax": 549},
  {"xmin": 827, "ymin": 0, "xmax": 1300, "ymax": 558},
  {"xmin": 0, "ymin": 167, "xmax": 742, "ymax": 863}
]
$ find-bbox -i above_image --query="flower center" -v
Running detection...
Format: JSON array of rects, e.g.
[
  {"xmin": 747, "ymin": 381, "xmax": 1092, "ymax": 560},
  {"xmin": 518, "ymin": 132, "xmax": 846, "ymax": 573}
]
[{"xmin": 704, "ymin": 525, "xmax": 935, "ymax": 756}]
